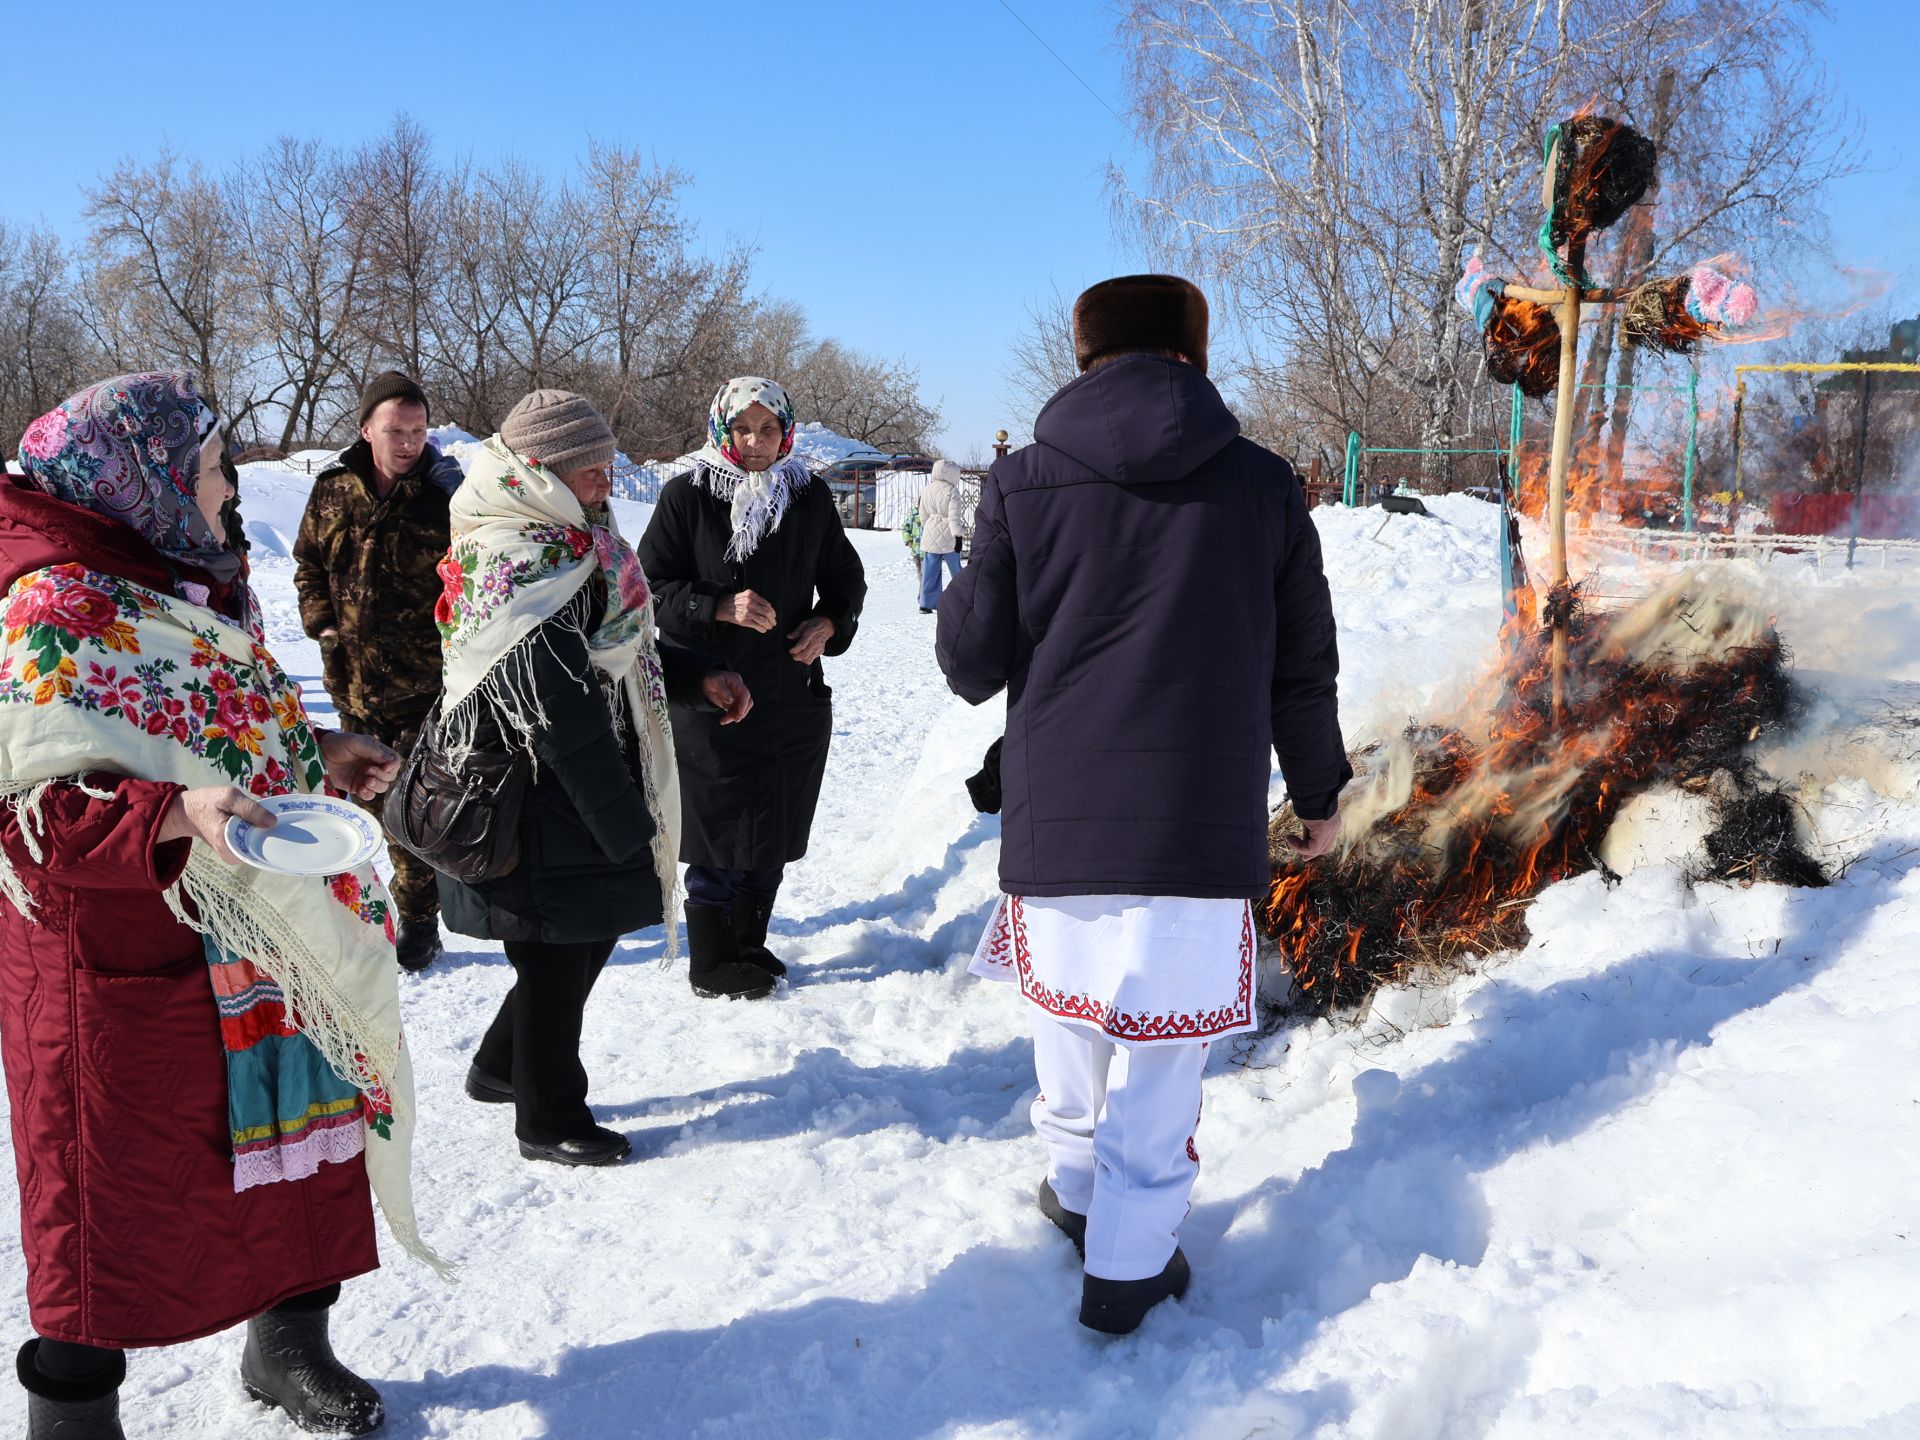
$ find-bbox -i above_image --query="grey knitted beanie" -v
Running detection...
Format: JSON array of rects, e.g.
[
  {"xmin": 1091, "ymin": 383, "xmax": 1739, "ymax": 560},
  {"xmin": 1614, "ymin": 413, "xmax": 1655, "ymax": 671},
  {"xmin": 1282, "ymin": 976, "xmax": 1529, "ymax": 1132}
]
[{"xmin": 499, "ymin": 389, "xmax": 617, "ymax": 473}]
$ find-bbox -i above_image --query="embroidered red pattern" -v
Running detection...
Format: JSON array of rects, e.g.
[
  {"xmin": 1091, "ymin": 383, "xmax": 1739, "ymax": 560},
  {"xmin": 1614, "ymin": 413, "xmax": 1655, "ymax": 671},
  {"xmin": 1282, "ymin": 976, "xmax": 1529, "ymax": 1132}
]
[
  {"xmin": 975, "ymin": 900, "xmax": 1015, "ymax": 975},
  {"xmin": 1012, "ymin": 897, "xmax": 1255, "ymax": 1043}
]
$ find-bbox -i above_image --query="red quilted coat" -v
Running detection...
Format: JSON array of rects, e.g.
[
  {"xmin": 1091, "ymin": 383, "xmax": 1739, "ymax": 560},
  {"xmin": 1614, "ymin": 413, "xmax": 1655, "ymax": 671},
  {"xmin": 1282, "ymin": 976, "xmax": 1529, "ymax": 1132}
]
[{"xmin": 0, "ymin": 477, "xmax": 378, "ymax": 1348}]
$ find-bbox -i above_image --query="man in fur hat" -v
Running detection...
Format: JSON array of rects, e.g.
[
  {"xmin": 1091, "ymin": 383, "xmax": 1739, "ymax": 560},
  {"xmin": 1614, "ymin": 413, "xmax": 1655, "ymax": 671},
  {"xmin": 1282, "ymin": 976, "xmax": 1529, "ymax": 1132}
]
[{"xmin": 937, "ymin": 274, "xmax": 1351, "ymax": 1334}]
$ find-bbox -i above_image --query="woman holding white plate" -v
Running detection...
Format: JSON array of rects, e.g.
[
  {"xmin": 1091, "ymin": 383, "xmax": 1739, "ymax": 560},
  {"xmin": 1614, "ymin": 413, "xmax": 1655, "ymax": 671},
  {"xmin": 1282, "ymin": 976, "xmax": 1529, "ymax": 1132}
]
[{"xmin": 0, "ymin": 373, "xmax": 441, "ymax": 1438}]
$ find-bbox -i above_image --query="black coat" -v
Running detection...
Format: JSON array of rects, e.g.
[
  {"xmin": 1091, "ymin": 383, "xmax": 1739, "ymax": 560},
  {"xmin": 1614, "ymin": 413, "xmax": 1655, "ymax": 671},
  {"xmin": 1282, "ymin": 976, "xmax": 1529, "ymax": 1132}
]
[
  {"xmin": 936, "ymin": 354, "xmax": 1351, "ymax": 901},
  {"xmin": 438, "ymin": 585, "xmax": 718, "ymax": 945},
  {"xmin": 636, "ymin": 470, "xmax": 867, "ymax": 870}
]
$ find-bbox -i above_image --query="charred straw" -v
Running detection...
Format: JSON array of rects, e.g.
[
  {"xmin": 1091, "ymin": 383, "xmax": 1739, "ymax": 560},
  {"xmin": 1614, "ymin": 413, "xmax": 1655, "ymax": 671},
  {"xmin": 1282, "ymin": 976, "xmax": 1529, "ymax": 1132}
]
[{"xmin": 1264, "ymin": 576, "xmax": 1823, "ymax": 1018}]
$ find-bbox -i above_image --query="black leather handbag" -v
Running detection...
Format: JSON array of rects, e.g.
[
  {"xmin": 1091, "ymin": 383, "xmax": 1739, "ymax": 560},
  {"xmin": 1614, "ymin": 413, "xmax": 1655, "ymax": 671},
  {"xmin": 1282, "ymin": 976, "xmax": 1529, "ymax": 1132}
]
[{"xmin": 384, "ymin": 710, "xmax": 529, "ymax": 885}]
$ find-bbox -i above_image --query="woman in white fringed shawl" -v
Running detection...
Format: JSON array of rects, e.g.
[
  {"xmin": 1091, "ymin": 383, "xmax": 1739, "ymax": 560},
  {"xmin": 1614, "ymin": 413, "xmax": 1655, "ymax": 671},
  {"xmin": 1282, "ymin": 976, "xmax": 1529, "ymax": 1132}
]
[{"xmin": 435, "ymin": 390, "xmax": 747, "ymax": 1168}]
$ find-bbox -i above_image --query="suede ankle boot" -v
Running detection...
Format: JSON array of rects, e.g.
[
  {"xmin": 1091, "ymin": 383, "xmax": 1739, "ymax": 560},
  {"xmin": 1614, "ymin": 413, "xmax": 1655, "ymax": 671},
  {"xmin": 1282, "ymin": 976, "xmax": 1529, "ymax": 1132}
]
[
  {"xmin": 728, "ymin": 890, "xmax": 787, "ymax": 977},
  {"xmin": 684, "ymin": 903, "xmax": 776, "ymax": 1000},
  {"xmin": 17, "ymin": 1339, "xmax": 126, "ymax": 1440},
  {"xmin": 240, "ymin": 1301, "xmax": 383, "ymax": 1435}
]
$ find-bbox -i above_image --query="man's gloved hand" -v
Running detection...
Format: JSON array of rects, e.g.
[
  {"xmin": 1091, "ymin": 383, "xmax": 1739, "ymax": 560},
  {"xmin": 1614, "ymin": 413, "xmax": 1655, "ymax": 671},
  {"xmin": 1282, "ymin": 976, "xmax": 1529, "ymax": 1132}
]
[{"xmin": 966, "ymin": 738, "xmax": 1004, "ymax": 815}]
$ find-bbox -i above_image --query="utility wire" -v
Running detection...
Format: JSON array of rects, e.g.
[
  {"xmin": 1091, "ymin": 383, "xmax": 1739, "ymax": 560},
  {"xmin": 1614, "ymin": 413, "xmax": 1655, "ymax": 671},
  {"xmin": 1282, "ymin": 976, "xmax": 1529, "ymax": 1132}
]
[{"xmin": 993, "ymin": 0, "xmax": 1132, "ymax": 131}]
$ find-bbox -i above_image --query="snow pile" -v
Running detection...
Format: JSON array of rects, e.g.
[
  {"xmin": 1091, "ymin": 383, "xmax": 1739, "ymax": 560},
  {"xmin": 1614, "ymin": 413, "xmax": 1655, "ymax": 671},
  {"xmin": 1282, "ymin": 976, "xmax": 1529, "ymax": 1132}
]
[{"xmin": 4, "ymin": 486, "xmax": 1918, "ymax": 1436}]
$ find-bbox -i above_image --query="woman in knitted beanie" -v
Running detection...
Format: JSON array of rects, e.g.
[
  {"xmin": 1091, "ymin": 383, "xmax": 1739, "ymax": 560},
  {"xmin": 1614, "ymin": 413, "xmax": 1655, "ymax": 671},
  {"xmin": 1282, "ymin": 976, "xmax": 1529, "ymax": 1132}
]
[
  {"xmin": 636, "ymin": 378, "xmax": 868, "ymax": 999},
  {"xmin": 436, "ymin": 390, "xmax": 749, "ymax": 1166}
]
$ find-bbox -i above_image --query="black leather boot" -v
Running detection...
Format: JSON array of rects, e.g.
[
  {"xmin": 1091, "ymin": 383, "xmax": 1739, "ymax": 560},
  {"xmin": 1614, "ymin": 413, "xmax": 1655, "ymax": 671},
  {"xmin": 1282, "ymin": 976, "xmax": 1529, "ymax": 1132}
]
[
  {"xmin": 1079, "ymin": 1248, "xmax": 1191, "ymax": 1336},
  {"xmin": 518, "ymin": 1126, "xmax": 632, "ymax": 1166},
  {"xmin": 728, "ymin": 890, "xmax": 787, "ymax": 977},
  {"xmin": 239, "ymin": 1300, "xmax": 384, "ymax": 1435},
  {"xmin": 684, "ymin": 904, "xmax": 775, "ymax": 1000},
  {"xmin": 394, "ymin": 918, "xmax": 441, "ymax": 974},
  {"xmin": 1037, "ymin": 1179, "xmax": 1087, "ymax": 1256},
  {"xmin": 463, "ymin": 1063, "xmax": 514, "ymax": 1104},
  {"xmin": 17, "ymin": 1340, "xmax": 126, "ymax": 1439}
]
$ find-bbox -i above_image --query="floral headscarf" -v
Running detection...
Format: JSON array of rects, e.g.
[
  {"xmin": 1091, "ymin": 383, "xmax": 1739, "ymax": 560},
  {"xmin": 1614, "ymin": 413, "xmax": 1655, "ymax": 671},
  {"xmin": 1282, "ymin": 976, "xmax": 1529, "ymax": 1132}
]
[
  {"xmin": 17, "ymin": 372, "xmax": 240, "ymax": 587},
  {"xmin": 706, "ymin": 375, "xmax": 796, "ymax": 467},
  {"xmin": 692, "ymin": 376, "xmax": 813, "ymax": 562}
]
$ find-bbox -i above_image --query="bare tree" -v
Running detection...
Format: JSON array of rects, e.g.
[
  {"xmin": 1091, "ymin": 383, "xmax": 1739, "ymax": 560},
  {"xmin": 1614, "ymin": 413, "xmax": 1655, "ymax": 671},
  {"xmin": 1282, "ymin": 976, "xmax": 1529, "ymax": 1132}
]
[
  {"xmin": 16, "ymin": 117, "xmax": 939, "ymax": 461},
  {"xmin": 82, "ymin": 151, "xmax": 263, "ymax": 435},
  {"xmin": 236, "ymin": 136, "xmax": 371, "ymax": 447},
  {"xmin": 1120, "ymin": 0, "xmax": 1600, "ymax": 481},
  {"xmin": 789, "ymin": 340, "xmax": 943, "ymax": 452},
  {"xmin": 430, "ymin": 159, "xmax": 515, "ymax": 432},
  {"xmin": 349, "ymin": 114, "xmax": 441, "ymax": 382},
  {"xmin": 1002, "ymin": 284, "xmax": 1080, "ymax": 429},
  {"xmin": 1117, "ymin": 0, "xmax": 1855, "ymax": 489},
  {"xmin": 0, "ymin": 223, "xmax": 97, "ymax": 454},
  {"xmin": 489, "ymin": 161, "xmax": 596, "ymax": 392}
]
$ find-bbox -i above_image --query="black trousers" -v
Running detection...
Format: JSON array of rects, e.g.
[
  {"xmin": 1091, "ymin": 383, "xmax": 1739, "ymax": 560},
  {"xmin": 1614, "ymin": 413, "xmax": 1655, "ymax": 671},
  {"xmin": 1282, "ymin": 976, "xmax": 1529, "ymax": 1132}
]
[{"xmin": 474, "ymin": 939, "xmax": 617, "ymax": 1143}]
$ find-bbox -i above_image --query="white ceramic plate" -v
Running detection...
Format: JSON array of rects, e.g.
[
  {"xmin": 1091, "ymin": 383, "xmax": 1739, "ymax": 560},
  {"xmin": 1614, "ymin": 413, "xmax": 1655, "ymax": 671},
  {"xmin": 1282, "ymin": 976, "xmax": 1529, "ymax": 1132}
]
[{"xmin": 225, "ymin": 793, "xmax": 381, "ymax": 876}]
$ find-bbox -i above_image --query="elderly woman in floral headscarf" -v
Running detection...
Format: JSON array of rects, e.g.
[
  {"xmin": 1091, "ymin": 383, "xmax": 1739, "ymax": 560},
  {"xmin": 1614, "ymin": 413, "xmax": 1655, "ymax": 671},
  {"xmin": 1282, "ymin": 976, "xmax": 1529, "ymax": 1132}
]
[
  {"xmin": 636, "ymin": 377, "xmax": 867, "ymax": 1000},
  {"xmin": 0, "ymin": 373, "xmax": 442, "ymax": 1438},
  {"xmin": 436, "ymin": 390, "xmax": 749, "ymax": 1167}
]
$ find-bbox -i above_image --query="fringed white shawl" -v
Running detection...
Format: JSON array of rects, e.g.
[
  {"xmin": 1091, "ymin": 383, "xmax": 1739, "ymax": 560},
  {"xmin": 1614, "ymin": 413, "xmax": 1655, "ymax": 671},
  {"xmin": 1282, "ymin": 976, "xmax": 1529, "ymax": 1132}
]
[{"xmin": 689, "ymin": 449, "xmax": 811, "ymax": 563}]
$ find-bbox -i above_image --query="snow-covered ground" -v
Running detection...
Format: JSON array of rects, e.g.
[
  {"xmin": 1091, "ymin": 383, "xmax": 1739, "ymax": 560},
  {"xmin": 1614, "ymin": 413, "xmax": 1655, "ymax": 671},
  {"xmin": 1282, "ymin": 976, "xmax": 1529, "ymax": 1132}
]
[{"xmin": 4, "ymin": 482, "xmax": 1918, "ymax": 1438}]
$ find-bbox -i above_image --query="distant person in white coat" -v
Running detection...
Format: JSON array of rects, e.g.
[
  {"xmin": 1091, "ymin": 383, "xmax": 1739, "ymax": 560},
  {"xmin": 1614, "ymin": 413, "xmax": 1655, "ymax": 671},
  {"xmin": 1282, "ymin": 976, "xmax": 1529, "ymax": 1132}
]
[{"xmin": 916, "ymin": 459, "xmax": 969, "ymax": 613}]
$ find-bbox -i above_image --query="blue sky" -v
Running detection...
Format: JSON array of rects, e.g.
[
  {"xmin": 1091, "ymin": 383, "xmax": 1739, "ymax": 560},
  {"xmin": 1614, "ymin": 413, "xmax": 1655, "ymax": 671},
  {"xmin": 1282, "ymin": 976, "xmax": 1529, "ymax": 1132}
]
[{"xmin": 5, "ymin": 1, "xmax": 1915, "ymax": 455}]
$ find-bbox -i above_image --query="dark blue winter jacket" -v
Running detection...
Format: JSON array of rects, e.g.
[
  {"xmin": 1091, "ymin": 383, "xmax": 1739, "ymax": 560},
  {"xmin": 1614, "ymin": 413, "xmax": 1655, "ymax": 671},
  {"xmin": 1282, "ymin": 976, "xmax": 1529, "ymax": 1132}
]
[{"xmin": 936, "ymin": 354, "xmax": 1350, "ymax": 900}]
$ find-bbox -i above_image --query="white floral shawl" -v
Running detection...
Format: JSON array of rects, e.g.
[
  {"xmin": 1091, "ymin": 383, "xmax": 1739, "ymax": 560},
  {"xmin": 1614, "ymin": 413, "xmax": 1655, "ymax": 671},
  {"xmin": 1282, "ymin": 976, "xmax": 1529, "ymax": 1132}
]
[{"xmin": 437, "ymin": 437, "xmax": 682, "ymax": 949}]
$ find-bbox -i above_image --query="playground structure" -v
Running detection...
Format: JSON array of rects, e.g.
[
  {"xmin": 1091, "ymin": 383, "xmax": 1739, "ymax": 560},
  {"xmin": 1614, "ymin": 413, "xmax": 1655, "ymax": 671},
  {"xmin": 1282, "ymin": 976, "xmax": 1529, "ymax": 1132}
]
[
  {"xmin": 1343, "ymin": 371, "xmax": 1703, "ymax": 532},
  {"xmin": 1730, "ymin": 360, "xmax": 1920, "ymax": 568}
]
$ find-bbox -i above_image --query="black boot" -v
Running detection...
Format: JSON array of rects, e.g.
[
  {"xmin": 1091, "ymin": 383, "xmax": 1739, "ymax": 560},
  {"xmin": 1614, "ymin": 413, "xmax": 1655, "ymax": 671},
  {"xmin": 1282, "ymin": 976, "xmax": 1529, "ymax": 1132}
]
[
  {"xmin": 1079, "ymin": 1248, "xmax": 1191, "ymax": 1336},
  {"xmin": 394, "ymin": 918, "xmax": 441, "ymax": 974},
  {"xmin": 464, "ymin": 1063, "xmax": 513, "ymax": 1105},
  {"xmin": 518, "ymin": 1126, "xmax": 632, "ymax": 1166},
  {"xmin": 240, "ymin": 1299, "xmax": 384, "ymax": 1435},
  {"xmin": 1037, "ymin": 1179, "xmax": 1087, "ymax": 1256},
  {"xmin": 684, "ymin": 904, "xmax": 776, "ymax": 1000},
  {"xmin": 728, "ymin": 890, "xmax": 787, "ymax": 977},
  {"xmin": 17, "ymin": 1340, "xmax": 125, "ymax": 1439}
]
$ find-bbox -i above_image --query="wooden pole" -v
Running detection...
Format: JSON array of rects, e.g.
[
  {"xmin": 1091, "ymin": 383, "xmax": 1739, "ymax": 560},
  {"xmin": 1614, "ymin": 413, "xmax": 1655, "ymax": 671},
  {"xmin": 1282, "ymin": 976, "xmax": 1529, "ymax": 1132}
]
[{"xmin": 1545, "ymin": 238, "xmax": 1586, "ymax": 722}]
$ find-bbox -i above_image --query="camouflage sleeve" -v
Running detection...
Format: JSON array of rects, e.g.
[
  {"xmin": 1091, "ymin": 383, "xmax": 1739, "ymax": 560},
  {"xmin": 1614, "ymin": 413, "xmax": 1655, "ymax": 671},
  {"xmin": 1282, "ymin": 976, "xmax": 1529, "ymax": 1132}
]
[{"xmin": 293, "ymin": 475, "xmax": 340, "ymax": 638}]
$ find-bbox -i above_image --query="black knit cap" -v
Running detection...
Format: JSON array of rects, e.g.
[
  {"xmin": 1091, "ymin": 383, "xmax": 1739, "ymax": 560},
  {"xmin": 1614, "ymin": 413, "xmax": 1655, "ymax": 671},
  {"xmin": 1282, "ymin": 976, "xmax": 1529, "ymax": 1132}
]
[
  {"xmin": 357, "ymin": 371, "xmax": 430, "ymax": 427},
  {"xmin": 1072, "ymin": 274, "xmax": 1210, "ymax": 375}
]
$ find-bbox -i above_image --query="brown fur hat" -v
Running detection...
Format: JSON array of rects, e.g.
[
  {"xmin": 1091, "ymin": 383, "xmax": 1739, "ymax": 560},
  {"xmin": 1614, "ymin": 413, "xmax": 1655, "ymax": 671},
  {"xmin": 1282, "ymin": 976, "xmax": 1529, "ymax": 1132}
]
[{"xmin": 1071, "ymin": 274, "xmax": 1210, "ymax": 375}]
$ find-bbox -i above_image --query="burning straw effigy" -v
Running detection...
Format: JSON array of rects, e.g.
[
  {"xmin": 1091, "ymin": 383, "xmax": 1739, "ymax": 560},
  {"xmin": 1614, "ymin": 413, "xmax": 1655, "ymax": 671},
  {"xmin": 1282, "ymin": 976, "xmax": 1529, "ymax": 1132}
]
[
  {"xmin": 1263, "ymin": 111, "xmax": 1811, "ymax": 1020},
  {"xmin": 1264, "ymin": 572, "xmax": 1824, "ymax": 1016}
]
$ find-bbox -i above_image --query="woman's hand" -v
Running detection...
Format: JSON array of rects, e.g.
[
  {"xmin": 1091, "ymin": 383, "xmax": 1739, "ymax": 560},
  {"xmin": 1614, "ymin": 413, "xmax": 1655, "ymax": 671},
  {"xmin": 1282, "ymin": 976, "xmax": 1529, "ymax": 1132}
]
[
  {"xmin": 700, "ymin": 671, "xmax": 753, "ymax": 725},
  {"xmin": 159, "ymin": 786, "xmax": 277, "ymax": 865},
  {"xmin": 716, "ymin": 590, "xmax": 777, "ymax": 632},
  {"xmin": 320, "ymin": 729, "xmax": 401, "ymax": 801},
  {"xmin": 787, "ymin": 617, "xmax": 835, "ymax": 666}
]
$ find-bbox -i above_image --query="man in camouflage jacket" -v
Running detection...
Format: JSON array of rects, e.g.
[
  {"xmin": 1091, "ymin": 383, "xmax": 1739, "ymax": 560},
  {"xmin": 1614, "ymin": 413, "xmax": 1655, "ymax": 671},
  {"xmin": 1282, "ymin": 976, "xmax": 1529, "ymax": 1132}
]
[{"xmin": 294, "ymin": 371, "xmax": 460, "ymax": 970}]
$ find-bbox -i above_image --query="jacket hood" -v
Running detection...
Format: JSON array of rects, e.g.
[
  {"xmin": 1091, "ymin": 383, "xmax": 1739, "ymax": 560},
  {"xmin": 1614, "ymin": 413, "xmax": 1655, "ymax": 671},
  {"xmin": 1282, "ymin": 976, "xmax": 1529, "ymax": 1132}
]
[
  {"xmin": 0, "ymin": 474, "xmax": 248, "ymax": 620},
  {"xmin": 0, "ymin": 473, "xmax": 178, "ymax": 596},
  {"xmin": 1031, "ymin": 354, "xmax": 1240, "ymax": 485}
]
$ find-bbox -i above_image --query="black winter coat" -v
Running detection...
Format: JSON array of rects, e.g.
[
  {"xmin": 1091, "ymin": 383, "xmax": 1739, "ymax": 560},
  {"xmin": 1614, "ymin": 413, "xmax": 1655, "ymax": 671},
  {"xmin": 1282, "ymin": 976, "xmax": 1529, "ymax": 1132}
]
[
  {"xmin": 936, "ymin": 354, "xmax": 1351, "ymax": 901},
  {"xmin": 438, "ymin": 585, "xmax": 719, "ymax": 945},
  {"xmin": 636, "ymin": 470, "xmax": 867, "ymax": 870}
]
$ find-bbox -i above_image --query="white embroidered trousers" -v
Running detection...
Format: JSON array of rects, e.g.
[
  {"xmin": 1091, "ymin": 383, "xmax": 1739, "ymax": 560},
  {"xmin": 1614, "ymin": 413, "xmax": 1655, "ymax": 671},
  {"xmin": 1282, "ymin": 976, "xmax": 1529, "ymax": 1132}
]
[{"xmin": 1029, "ymin": 1009, "xmax": 1210, "ymax": 1282}]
